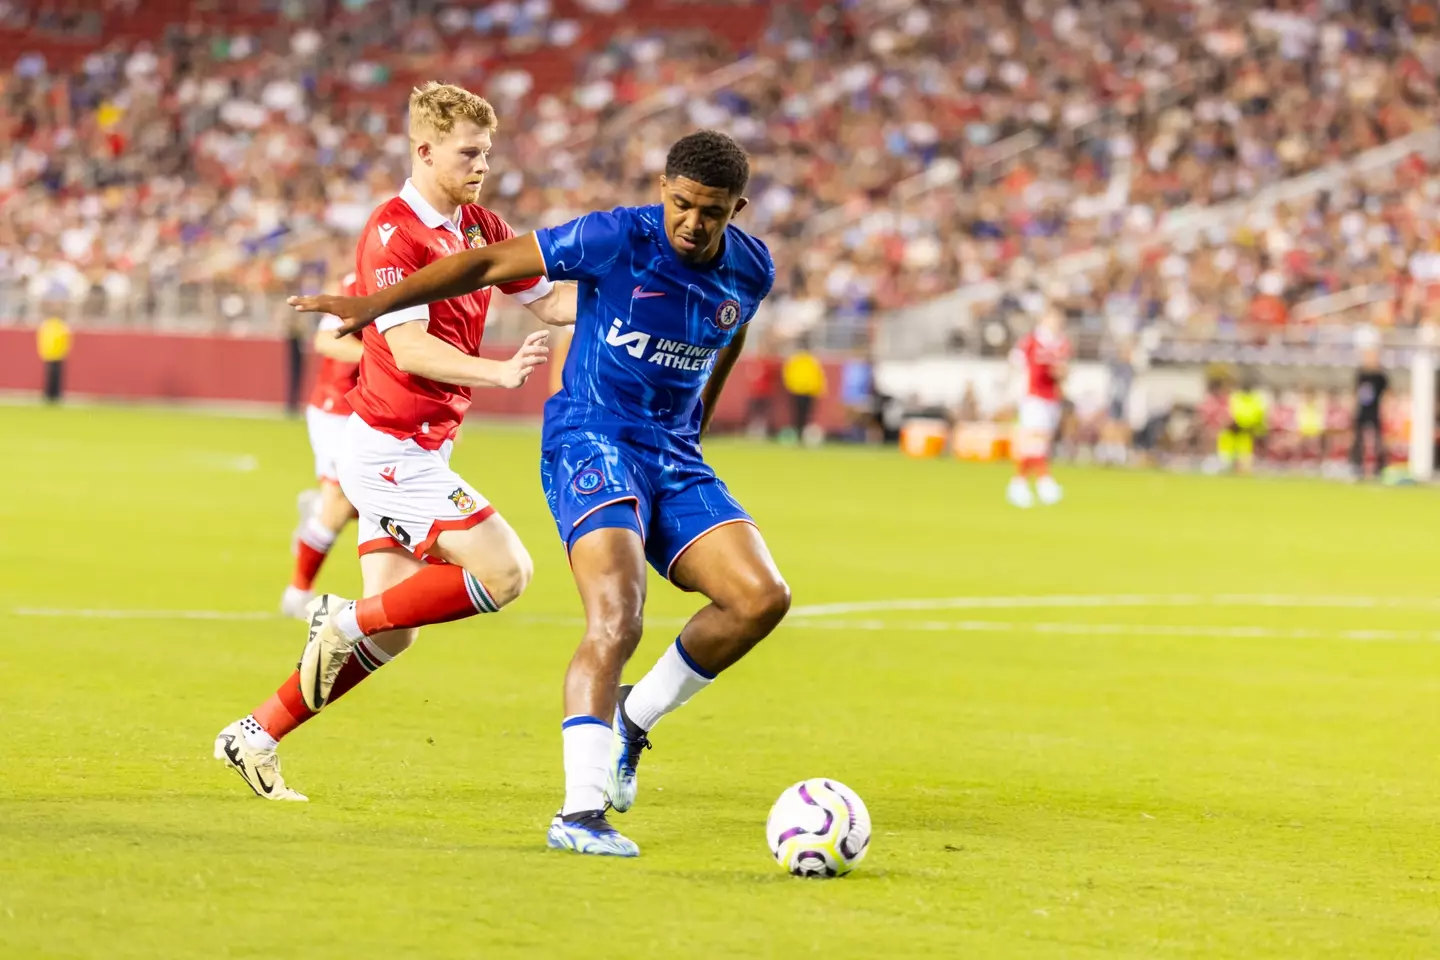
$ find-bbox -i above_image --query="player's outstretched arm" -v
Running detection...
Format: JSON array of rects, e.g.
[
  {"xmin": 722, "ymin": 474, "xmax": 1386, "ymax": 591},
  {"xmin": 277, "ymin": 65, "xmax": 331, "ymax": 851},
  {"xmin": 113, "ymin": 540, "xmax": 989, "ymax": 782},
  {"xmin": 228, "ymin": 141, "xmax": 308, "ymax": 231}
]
[
  {"xmin": 312, "ymin": 328, "xmax": 363, "ymax": 364},
  {"xmin": 288, "ymin": 235, "xmax": 549, "ymax": 336},
  {"xmin": 699, "ymin": 324, "xmax": 749, "ymax": 438},
  {"xmin": 385, "ymin": 322, "xmax": 548, "ymax": 389},
  {"xmin": 521, "ymin": 281, "xmax": 578, "ymax": 327}
]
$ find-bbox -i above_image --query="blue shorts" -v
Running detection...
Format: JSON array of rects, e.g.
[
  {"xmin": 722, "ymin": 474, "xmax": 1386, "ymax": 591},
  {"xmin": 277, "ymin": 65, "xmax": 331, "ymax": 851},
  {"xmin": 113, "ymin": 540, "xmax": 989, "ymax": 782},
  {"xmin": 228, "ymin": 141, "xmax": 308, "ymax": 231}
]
[{"xmin": 540, "ymin": 430, "xmax": 752, "ymax": 583}]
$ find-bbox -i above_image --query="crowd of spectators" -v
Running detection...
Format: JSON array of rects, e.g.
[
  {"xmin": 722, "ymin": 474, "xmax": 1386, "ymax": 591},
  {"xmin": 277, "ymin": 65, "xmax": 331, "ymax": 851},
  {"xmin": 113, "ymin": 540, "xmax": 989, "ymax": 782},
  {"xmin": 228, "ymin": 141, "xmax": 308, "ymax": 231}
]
[{"xmin": 0, "ymin": 0, "xmax": 1437, "ymax": 348}]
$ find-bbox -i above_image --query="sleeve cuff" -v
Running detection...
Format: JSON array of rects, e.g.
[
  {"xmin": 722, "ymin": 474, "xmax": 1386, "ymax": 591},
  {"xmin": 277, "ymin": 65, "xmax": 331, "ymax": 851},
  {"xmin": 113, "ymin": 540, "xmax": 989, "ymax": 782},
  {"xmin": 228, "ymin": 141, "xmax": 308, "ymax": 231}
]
[
  {"xmin": 507, "ymin": 276, "xmax": 554, "ymax": 305},
  {"xmin": 374, "ymin": 303, "xmax": 431, "ymax": 332}
]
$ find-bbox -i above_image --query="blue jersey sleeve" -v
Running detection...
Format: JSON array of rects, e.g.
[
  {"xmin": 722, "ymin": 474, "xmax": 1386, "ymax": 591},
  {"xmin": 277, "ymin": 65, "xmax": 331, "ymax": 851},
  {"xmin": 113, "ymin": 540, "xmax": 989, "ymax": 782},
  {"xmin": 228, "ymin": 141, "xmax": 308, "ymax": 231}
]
[
  {"xmin": 754, "ymin": 241, "xmax": 776, "ymax": 316},
  {"xmin": 534, "ymin": 209, "xmax": 629, "ymax": 284}
]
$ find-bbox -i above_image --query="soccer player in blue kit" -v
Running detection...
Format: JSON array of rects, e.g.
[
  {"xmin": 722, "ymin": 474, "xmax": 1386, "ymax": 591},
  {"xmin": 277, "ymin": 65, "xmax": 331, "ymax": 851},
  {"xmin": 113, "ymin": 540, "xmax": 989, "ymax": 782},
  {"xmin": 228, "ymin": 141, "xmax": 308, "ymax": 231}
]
[{"xmin": 291, "ymin": 130, "xmax": 792, "ymax": 857}]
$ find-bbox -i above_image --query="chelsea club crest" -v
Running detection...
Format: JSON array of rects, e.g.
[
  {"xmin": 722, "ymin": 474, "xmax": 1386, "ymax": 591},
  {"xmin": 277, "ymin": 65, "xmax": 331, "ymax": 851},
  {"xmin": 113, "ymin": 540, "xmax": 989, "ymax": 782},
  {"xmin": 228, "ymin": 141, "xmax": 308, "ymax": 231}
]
[
  {"xmin": 572, "ymin": 469, "xmax": 605, "ymax": 495},
  {"xmin": 714, "ymin": 299, "xmax": 741, "ymax": 330}
]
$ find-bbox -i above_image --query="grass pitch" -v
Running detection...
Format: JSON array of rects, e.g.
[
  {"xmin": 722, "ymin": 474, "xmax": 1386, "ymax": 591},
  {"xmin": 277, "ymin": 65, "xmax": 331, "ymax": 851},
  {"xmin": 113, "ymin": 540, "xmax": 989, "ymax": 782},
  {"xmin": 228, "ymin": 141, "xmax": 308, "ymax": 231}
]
[{"xmin": 1, "ymin": 403, "xmax": 1438, "ymax": 958}]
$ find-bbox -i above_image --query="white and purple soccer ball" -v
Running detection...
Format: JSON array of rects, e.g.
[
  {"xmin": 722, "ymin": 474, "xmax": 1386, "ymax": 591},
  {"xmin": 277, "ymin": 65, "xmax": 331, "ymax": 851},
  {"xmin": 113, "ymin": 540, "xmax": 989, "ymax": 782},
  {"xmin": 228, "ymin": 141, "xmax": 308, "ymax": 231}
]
[{"xmin": 765, "ymin": 778, "xmax": 871, "ymax": 877}]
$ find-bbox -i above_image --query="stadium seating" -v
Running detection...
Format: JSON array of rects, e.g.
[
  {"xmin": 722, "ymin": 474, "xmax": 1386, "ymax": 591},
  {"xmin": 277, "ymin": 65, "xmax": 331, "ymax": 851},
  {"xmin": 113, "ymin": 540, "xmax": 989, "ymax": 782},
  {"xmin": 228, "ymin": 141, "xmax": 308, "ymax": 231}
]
[{"xmin": 1, "ymin": 0, "xmax": 1437, "ymax": 350}]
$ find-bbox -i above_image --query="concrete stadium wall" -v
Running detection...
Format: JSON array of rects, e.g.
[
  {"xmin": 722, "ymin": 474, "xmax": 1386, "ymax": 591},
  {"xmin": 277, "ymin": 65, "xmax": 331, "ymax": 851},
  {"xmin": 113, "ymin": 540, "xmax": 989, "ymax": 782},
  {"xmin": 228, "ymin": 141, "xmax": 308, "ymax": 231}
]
[
  {"xmin": 875, "ymin": 357, "xmax": 1208, "ymax": 418},
  {"xmin": 0, "ymin": 327, "xmax": 853, "ymax": 430}
]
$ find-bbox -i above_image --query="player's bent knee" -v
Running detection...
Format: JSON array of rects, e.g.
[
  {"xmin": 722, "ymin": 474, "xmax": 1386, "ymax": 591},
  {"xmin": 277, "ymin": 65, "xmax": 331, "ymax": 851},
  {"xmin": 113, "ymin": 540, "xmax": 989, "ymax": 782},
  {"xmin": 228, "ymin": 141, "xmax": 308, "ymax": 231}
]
[
  {"xmin": 434, "ymin": 518, "xmax": 533, "ymax": 608},
  {"xmin": 584, "ymin": 610, "xmax": 645, "ymax": 657},
  {"xmin": 467, "ymin": 542, "xmax": 533, "ymax": 609},
  {"xmin": 736, "ymin": 576, "xmax": 791, "ymax": 634}
]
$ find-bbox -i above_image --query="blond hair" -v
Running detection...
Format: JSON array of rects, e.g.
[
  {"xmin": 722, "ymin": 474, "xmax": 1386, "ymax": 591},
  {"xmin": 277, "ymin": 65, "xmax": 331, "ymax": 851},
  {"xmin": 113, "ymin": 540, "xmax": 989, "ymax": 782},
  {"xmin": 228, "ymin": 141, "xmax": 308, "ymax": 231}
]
[{"xmin": 408, "ymin": 81, "xmax": 497, "ymax": 142}]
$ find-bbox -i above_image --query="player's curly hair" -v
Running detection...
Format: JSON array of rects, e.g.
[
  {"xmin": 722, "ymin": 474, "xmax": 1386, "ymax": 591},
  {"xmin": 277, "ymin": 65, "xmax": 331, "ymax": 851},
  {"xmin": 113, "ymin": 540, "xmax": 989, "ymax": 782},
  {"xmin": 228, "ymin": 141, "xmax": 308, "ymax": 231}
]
[
  {"xmin": 409, "ymin": 81, "xmax": 497, "ymax": 141},
  {"xmin": 665, "ymin": 130, "xmax": 750, "ymax": 196}
]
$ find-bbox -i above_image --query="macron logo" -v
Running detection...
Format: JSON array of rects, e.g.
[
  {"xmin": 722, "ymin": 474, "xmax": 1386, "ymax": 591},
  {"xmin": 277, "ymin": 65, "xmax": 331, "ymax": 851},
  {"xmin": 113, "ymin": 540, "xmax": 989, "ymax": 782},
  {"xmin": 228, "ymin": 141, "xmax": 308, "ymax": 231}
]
[
  {"xmin": 378, "ymin": 223, "xmax": 397, "ymax": 247},
  {"xmin": 632, "ymin": 286, "xmax": 665, "ymax": 299}
]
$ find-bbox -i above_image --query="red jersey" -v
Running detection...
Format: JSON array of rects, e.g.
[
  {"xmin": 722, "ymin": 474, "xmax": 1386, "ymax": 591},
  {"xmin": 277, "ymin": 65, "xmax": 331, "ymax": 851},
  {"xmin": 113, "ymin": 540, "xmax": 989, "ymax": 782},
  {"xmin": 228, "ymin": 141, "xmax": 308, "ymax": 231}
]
[
  {"xmin": 1012, "ymin": 329, "xmax": 1071, "ymax": 402},
  {"xmin": 1200, "ymin": 393, "xmax": 1230, "ymax": 430},
  {"xmin": 348, "ymin": 180, "xmax": 549, "ymax": 449},
  {"xmin": 307, "ymin": 273, "xmax": 361, "ymax": 416}
]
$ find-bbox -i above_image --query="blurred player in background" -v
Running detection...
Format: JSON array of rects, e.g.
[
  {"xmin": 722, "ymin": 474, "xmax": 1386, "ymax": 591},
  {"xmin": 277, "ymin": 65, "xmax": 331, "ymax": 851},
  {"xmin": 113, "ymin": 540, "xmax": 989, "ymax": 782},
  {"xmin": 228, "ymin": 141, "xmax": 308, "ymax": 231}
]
[
  {"xmin": 1008, "ymin": 308, "xmax": 1070, "ymax": 507},
  {"xmin": 281, "ymin": 272, "xmax": 362, "ymax": 620},
  {"xmin": 214, "ymin": 82, "xmax": 574, "ymax": 802},
  {"xmin": 1219, "ymin": 375, "xmax": 1267, "ymax": 473},
  {"xmin": 1352, "ymin": 347, "xmax": 1389, "ymax": 479},
  {"xmin": 292, "ymin": 131, "xmax": 790, "ymax": 859}
]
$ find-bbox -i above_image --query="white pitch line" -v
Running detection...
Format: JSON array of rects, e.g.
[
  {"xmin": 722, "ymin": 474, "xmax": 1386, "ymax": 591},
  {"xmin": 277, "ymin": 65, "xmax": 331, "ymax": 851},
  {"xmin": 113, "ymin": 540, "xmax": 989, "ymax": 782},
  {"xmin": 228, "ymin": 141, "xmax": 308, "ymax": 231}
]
[
  {"xmin": 13, "ymin": 607, "xmax": 279, "ymax": 622},
  {"xmin": 789, "ymin": 594, "xmax": 1440, "ymax": 617},
  {"xmin": 783, "ymin": 618, "xmax": 1440, "ymax": 644},
  {"xmin": 10, "ymin": 602, "xmax": 1440, "ymax": 644},
  {"xmin": 7, "ymin": 607, "xmax": 687, "ymax": 628}
]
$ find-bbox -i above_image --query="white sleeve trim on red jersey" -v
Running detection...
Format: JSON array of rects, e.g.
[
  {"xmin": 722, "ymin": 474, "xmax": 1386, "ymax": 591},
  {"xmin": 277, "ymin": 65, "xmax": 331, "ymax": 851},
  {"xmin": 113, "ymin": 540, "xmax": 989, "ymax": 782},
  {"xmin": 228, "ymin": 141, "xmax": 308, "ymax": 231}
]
[
  {"xmin": 506, "ymin": 276, "xmax": 554, "ymax": 305},
  {"xmin": 373, "ymin": 303, "xmax": 431, "ymax": 333}
]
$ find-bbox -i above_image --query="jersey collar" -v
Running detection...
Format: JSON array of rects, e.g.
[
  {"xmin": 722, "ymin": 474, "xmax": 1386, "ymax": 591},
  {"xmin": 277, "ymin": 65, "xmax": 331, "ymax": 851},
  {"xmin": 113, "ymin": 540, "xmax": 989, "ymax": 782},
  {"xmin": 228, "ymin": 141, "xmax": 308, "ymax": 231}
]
[{"xmin": 400, "ymin": 179, "xmax": 461, "ymax": 234}]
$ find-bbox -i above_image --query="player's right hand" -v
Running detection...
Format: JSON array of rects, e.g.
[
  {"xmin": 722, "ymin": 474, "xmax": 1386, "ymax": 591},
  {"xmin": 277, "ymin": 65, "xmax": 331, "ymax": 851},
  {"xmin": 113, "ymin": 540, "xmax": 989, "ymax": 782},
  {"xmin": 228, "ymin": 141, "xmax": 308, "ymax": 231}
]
[
  {"xmin": 500, "ymin": 330, "xmax": 550, "ymax": 388},
  {"xmin": 287, "ymin": 294, "xmax": 380, "ymax": 337}
]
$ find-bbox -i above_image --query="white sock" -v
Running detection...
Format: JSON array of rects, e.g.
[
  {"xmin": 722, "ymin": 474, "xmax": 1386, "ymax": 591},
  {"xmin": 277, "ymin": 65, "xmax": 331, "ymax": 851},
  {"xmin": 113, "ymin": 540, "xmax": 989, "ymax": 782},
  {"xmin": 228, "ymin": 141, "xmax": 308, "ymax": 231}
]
[
  {"xmin": 299, "ymin": 516, "xmax": 338, "ymax": 552},
  {"xmin": 624, "ymin": 638, "xmax": 715, "ymax": 732},
  {"xmin": 332, "ymin": 600, "xmax": 362, "ymax": 641},
  {"xmin": 351, "ymin": 635, "xmax": 395, "ymax": 674},
  {"xmin": 240, "ymin": 715, "xmax": 278, "ymax": 751},
  {"xmin": 561, "ymin": 717, "xmax": 612, "ymax": 815}
]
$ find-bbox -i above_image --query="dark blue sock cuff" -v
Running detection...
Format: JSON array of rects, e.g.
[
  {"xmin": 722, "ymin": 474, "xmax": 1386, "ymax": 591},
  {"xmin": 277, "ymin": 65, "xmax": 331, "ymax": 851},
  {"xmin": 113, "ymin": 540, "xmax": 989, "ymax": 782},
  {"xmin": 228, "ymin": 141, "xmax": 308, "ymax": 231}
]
[
  {"xmin": 674, "ymin": 637, "xmax": 716, "ymax": 681},
  {"xmin": 561, "ymin": 715, "xmax": 609, "ymax": 730}
]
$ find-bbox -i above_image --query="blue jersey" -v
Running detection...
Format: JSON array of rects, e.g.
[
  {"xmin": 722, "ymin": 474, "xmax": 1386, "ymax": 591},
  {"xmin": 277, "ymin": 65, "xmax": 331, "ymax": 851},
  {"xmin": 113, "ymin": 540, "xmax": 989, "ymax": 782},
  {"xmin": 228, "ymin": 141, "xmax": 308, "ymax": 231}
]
[
  {"xmin": 533, "ymin": 204, "xmax": 774, "ymax": 580},
  {"xmin": 534, "ymin": 204, "xmax": 775, "ymax": 451}
]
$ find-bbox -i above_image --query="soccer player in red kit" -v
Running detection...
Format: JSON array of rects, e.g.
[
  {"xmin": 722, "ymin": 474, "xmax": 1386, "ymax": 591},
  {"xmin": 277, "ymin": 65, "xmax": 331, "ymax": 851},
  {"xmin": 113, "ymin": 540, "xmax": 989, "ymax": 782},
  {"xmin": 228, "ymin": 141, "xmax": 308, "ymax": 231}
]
[
  {"xmin": 215, "ymin": 82, "xmax": 575, "ymax": 800},
  {"xmin": 1008, "ymin": 309, "xmax": 1071, "ymax": 508},
  {"xmin": 281, "ymin": 272, "xmax": 363, "ymax": 621}
]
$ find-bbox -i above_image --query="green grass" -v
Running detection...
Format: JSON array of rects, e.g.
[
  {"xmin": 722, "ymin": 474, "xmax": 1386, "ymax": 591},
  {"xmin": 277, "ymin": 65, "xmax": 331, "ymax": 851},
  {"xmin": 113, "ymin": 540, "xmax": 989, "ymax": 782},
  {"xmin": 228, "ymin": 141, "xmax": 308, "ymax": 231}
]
[{"xmin": 2, "ymin": 403, "xmax": 1439, "ymax": 958}]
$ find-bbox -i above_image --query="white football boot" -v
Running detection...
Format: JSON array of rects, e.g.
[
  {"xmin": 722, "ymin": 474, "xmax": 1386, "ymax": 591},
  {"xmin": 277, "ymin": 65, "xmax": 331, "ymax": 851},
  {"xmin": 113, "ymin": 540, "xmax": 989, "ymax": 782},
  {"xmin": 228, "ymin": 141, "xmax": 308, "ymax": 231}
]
[
  {"xmin": 1036, "ymin": 475, "xmax": 1064, "ymax": 505},
  {"xmin": 546, "ymin": 810, "xmax": 639, "ymax": 857},
  {"xmin": 606, "ymin": 684, "xmax": 651, "ymax": 814},
  {"xmin": 213, "ymin": 721, "xmax": 307, "ymax": 801},
  {"xmin": 279, "ymin": 585, "xmax": 314, "ymax": 621},
  {"xmin": 298, "ymin": 594, "xmax": 358, "ymax": 712},
  {"xmin": 1006, "ymin": 476, "xmax": 1035, "ymax": 509}
]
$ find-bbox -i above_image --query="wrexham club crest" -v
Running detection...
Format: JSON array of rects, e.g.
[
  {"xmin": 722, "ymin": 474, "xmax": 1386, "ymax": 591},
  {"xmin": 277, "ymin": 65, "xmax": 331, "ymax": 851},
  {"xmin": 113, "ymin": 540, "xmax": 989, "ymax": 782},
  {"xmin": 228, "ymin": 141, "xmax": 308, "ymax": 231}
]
[
  {"xmin": 464, "ymin": 224, "xmax": 486, "ymax": 250},
  {"xmin": 449, "ymin": 487, "xmax": 478, "ymax": 514}
]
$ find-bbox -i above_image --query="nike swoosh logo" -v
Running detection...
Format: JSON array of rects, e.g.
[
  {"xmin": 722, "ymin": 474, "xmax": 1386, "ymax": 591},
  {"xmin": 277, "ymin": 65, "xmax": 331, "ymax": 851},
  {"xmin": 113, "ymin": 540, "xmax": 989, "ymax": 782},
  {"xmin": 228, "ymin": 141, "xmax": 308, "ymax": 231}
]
[
  {"xmin": 379, "ymin": 224, "xmax": 397, "ymax": 247},
  {"xmin": 632, "ymin": 286, "xmax": 664, "ymax": 299},
  {"xmin": 251, "ymin": 762, "xmax": 275, "ymax": 794}
]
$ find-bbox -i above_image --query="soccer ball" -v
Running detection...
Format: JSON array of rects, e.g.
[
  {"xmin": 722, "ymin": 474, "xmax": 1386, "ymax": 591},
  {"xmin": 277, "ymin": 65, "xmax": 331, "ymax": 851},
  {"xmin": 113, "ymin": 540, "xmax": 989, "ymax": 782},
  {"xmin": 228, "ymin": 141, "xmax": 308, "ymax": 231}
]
[{"xmin": 765, "ymin": 778, "xmax": 871, "ymax": 877}]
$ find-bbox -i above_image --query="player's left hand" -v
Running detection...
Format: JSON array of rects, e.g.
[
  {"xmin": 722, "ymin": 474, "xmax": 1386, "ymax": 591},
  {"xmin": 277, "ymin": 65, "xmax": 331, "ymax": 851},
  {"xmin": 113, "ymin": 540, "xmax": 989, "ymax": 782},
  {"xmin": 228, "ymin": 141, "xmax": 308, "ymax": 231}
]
[
  {"xmin": 287, "ymin": 294, "xmax": 380, "ymax": 337},
  {"xmin": 499, "ymin": 330, "xmax": 550, "ymax": 388}
]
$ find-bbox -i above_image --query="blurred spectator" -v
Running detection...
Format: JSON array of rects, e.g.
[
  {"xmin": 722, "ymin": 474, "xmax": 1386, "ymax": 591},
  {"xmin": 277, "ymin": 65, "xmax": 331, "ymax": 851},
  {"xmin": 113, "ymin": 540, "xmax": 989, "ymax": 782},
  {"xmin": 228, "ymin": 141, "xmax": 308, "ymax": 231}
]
[
  {"xmin": 2, "ymin": 0, "xmax": 1437, "ymax": 353},
  {"xmin": 781, "ymin": 339, "xmax": 826, "ymax": 445},
  {"xmin": 1218, "ymin": 375, "xmax": 1266, "ymax": 473},
  {"xmin": 742, "ymin": 332, "xmax": 783, "ymax": 437},
  {"xmin": 1352, "ymin": 346, "xmax": 1390, "ymax": 477},
  {"xmin": 35, "ymin": 314, "xmax": 70, "ymax": 402},
  {"xmin": 838, "ymin": 350, "xmax": 878, "ymax": 442}
]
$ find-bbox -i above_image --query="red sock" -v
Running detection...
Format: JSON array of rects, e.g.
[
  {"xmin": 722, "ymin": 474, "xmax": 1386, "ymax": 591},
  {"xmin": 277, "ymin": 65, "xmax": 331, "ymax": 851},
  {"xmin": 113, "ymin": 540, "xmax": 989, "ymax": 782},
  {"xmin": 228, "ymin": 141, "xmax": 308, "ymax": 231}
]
[
  {"xmin": 1030, "ymin": 456, "xmax": 1050, "ymax": 479},
  {"xmin": 252, "ymin": 671, "xmax": 315, "ymax": 741},
  {"xmin": 291, "ymin": 541, "xmax": 330, "ymax": 590},
  {"xmin": 250, "ymin": 638, "xmax": 393, "ymax": 741},
  {"xmin": 354, "ymin": 563, "xmax": 495, "ymax": 635}
]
